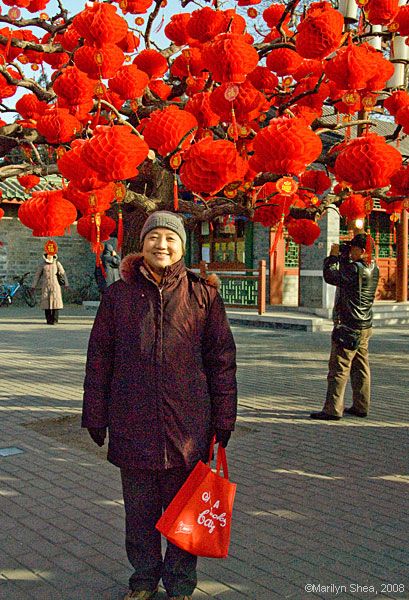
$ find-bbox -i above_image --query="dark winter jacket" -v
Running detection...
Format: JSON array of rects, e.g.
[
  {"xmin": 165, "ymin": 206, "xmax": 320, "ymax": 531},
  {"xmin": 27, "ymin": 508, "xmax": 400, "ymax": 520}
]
[
  {"xmin": 82, "ymin": 254, "xmax": 237, "ymax": 471},
  {"xmin": 323, "ymin": 256, "xmax": 379, "ymax": 330}
]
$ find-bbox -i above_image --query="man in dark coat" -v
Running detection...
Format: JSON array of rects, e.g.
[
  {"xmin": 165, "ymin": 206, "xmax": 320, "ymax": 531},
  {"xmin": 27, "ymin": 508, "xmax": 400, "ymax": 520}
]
[
  {"xmin": 82, "ymin": 211, "xmax": 237, "ymax": 600},
  {"xmin": 311, "ymin": 233, "xmax": 379, "ymax": 421}
]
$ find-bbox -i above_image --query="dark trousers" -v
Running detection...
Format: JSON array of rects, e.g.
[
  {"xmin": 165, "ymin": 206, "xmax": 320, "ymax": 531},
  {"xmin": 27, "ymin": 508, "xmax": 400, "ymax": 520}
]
[
  {"xmin": 45, "ymin": 309, "xmax": 59, "ymax": 324},
  {"xmin": 120, "ymin": 467, "xmax": 198, "ymax": 597},
  {"xmin": 323, "ymin": 327, "xmax": 372, "ymax": 417}
]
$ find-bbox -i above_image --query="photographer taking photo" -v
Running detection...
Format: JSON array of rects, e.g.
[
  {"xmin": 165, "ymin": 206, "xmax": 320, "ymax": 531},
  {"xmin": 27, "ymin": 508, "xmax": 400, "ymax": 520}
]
[{"xmin": 311, "ymin": 233, "xmax": 379, "ymax": 421}]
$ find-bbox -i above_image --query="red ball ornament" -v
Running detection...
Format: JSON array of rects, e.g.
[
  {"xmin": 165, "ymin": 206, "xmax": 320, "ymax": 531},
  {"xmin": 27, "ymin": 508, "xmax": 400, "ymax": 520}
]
[
  {"xmin": 187, "ymin": 8, "xmax": 231, "ymax": 43},
  {"xmin": 164, "ymin": 13, "xmax": 195, "ymax": 46},
  {"xmin": 389, "ymin": 165, "xmax": 409, "ymax": 197},
  {"xmin": 15, "ymin": 93, "xmax": 47, "ymax": 120},
  {"xmin": 118, "ymin": 0, "xmax": 154, "ymax": 14},
  {"xmin": 247, "ymin": 66, "xmax": 278, "ymax": 94},
  {"xmin": 53, "ymin": 66, "xmax": 95, "ymax": 106},
  {"xmin": 384, "ymin": 90, "xmax": 409, "ymax": 116},
  {"xmin": 209, "ymin": 81, "xmax": 269, "ymax": 123},
  {"xmin": 366, "ymin": 0, "xmax": 399, "ymax": 25},
  {"xmin": 396, "ymin": 4, "xmax": 409, "ymax": 35},
  {"xmin": 63, "ymin": 183, "xmax": 116, "ymax": 215},
  {"xmin": 300, "ymin": 170, "xmax": 331, "ymax": 194}
]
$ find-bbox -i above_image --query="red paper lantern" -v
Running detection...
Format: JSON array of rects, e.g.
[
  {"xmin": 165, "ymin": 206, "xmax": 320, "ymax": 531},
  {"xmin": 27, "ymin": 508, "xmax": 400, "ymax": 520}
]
[
  {"xmin": 300, "ymin": 170, "xmax": 331, "ymax": 195},
  {"xmin": 141, "ymin": 106, "xmax": 198, "ymax": 157},
  {"xmin": 18, "ymin": 174, "xmax": 40, "ymax": 191},
  {"xmin": 73, "ymin": 3, "xmax": 128, "ymax": 47},
  {"xmin": 291, "ymin": 76, "xmax": 330, "ymax": 113},
  {"xmin": 15, "ymin": 93, "xmax": 47, "ymax": 120},
  {"xmin": 3, "ymin": 0, "xmax": 30, "ymax": 8},
  {"xmin": 117, "ymin": 0, "xmax": 154, "ymax": 14},
  {"xmin": 117, "ymin": 31, "xmax": 140, "ymax": 54},
  {"xmin": 366, "ymin": 0, "xmax": 399, "ymax": 25},
  {"xmin": 202, "ymin": 33, "xmax": 259, "ymax": 84},
  {"xmin": 108, "ymin": 64, "xmax": 149, "ymax": 100},
  {"xmin": 379, "ymin": 198, "xmax": 403, "ymax": 215},
  {"xmin": 170, "ymin": 47, "xmax": 204, "ymax": 79},
  {"xmin": 0, "ymin": 207, "xmax": 4, "ymax": 220},
  {"xmin": 18, "ymin": 190, "xmax": 77, "ymax": 237},
  {"xmin": 247, "ymin": 66, "xmax": 278, "ymax": 94},
  {"xmin": 395, "ymin": 105, "xmax": 409, "ymax": 134},
  {"xmin": 396, "ymin": 4, "xmax": 409, "ymax": 35},
  {"xmin": 57, "ymin": 140, "xmax": 107, "ymax": 192},
  {"xmin": 363, "ymin": 44, "xmax": 394, "ymax": 92},
  {"xmin": 185, "ymin": 92, "xmax": 220, "ymax": 129},
  {"xmin": 37, "ymin": 107, "xmax": 82, "ymax": 144},
  {"xmin": 53, "ymin": 66, "xmax": 95, "ymax": 106},
  {"xmin": 0, "ymin": 28, "xmax": 25, "ymax": 61},
  {"xmin": 165, "ymin": 13, "xmax": 195, "ymax": 46},
  {"xmin": 253, "ymin": 184, "xmax": 293, "ymax": 227},
  {"xmin": 149, "ymin": 79, "xmax": 172, "ymax": 100},
  {"xmin": 263, "ymin": 3, "xmax": 290, "ymax": 29},
  {"xmin": 133, "ymin": 49, "xmax": 168, "ymax": 79},
  {"xmin": 210, "ymin": 81, "xmax": 269, "ymax": 123},
  {"xmin": 81, "ymin": 125, "xmax": 149, "ymax": 181},
  {"xmin": 77, "ymin": 214, "xmax": 116, "ymax": 243},
  {"xmin": 339, "ymin": 194, "xmax": 374, "ymax": 221},
  {"xmin": 187, "ymin": 8, "xmax": 230, "ymax": 43},
  {"xmin": 325, "ymin": 43, "xmax": 378, "ymax": 91},
  {"xmin": 250, "ymin": 117, "xmax": 322, "ymax": 176},
  {"xmin": 293, "ymin": 59, "xmax": 324, "ymax": 82},
  {"xmin": 296, "ymin": 1, "xmax": 344, "ymax": 60},
  {"xmin": 0, "ymin": 68, "xmax": 21, "ymax": 99},
  {"xmin": 334, "ymin": 133, "xmax": 402, "ymax": 191},
  {"xmin": 74, "ymin": 44, "xmax": 125, "ymax": 80},
  {"xmin": 26, "ymin": 0, "xmax": 49, "ymax": 12},
  {"xmin": 287, "ymin": 219, "xmax": 321, "ymax": 245},
  {"xmin": 63, "ymin": 183, "xmax": 116, "ymax": 215},
  {"xmin": 389, "ymin": 165, "xmax": 409, "ymax": 196},
  {"xmin": 384, "ymin": 90, "xmax": 409, "ymax": 116},
  {"xmin": 59, "ymin": 24, "xmax": 81, "ymax": 53},
  {"xmin": 179, "ymin": 138, "xmax": 247, "ymax": 196},
  {"xmin": 266, "ymin": 48, "xmax": 302, "ymax": 76}
]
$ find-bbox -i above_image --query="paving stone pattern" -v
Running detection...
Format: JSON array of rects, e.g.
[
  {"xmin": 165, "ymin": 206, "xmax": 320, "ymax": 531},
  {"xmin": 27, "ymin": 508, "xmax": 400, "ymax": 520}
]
[{"xmin": 0, "ymin": 305, "xmax": 408, "ymax": 600}]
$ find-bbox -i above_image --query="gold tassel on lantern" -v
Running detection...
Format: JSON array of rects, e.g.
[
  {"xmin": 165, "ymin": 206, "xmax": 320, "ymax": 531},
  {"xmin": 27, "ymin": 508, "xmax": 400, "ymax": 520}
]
[{"xmin": 170, "ymin": 153, "xmax": 182, "ymax": 212}]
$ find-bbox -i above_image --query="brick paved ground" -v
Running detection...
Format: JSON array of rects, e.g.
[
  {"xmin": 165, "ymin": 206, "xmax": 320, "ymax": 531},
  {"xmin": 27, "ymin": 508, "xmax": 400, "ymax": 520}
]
[{"xmin": 0, "ymin": 305, "xmax": 408, "ymax": 600}]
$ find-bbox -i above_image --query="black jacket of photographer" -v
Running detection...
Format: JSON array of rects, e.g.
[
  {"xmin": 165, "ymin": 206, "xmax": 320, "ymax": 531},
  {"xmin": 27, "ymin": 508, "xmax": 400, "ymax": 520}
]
[{"xmin": 323, "ymin": 250, "xmax": 379, "ymax": 331}]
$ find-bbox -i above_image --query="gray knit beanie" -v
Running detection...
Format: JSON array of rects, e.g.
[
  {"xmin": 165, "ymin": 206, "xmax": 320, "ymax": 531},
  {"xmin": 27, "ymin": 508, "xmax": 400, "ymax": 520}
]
[{"xmin": 140, "ymin": 211, "xmax": 186, "ymax": 248}]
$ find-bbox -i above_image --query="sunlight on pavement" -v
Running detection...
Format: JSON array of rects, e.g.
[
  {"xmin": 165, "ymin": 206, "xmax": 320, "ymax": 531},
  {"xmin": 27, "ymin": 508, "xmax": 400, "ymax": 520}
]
[
  {"xmin": 272, "ymin": 468, "xmax": 344, "ymax": 480},
  {"xmin": 370, "ymin": 474, "xmax": 409, "ymax": 484},
  {"xmin": 1, "ymin": 569, "xmax": 53, "ymax": 581}
]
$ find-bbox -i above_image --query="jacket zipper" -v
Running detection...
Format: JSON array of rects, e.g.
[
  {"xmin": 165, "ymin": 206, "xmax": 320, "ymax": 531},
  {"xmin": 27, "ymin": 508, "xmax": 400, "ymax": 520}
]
[{"xmin": 158, "ymin": 286, "xmax": 169, "ymax": 469}]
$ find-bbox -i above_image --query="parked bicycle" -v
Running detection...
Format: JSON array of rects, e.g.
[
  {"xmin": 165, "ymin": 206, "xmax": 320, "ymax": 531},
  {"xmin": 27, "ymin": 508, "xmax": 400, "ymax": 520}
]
[{"xmin": 0, "ymin": 272, "xmax": 36, "ymax": 307}]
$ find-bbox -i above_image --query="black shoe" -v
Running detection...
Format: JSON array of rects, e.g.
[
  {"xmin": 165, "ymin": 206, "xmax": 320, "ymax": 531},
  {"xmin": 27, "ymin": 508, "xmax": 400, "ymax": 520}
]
[
  {"xmin": 344, "ymin": 406, "xmax": 367, "ymax": 418},
  {"xmin": 310, "ymin": 411, "xmax": 341, "ymax": 421}
]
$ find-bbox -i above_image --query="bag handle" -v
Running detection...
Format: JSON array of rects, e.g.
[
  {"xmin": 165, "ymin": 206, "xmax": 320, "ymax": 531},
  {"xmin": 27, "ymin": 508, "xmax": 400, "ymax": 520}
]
[{"xmin": 207, "ymin": 436, "xmax": 229, "ymax": 480}]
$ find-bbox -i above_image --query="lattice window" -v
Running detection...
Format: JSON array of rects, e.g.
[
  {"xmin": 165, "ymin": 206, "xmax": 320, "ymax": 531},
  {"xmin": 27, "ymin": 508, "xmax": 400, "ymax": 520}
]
[{"xmin": 219, "ymin": 277, "xmax": 258, "ymax": 306}]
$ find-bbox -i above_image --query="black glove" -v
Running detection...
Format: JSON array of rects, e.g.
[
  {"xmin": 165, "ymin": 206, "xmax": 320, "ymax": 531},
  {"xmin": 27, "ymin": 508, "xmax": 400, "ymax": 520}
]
[
  {"xmin": 215, "ymin": 429, "xmax": 231, "ymax": 449},
  {"xmin": 87, "ymin": 427, "xmax": 107, "ymax": 447}
]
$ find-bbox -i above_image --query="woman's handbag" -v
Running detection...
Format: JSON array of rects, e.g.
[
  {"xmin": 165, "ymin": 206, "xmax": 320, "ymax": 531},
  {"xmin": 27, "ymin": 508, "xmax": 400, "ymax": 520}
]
[
  {"xmin": 332, "ymin": 324, "xmax": 361, "ymax": 351},
  {"xmin": 156, "ymin": 440, "xmax": 236, "ymax": 558},
  {"xmin": 56, "ymin": 270, "xmax": 66, "ymax": 286}
]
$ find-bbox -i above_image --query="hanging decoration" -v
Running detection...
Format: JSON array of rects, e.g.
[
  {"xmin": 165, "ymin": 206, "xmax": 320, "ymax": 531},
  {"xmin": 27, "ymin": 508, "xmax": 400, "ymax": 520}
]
[{"xmin": 18, "ymin": 190, "xmax": 77, "ymax": 237}]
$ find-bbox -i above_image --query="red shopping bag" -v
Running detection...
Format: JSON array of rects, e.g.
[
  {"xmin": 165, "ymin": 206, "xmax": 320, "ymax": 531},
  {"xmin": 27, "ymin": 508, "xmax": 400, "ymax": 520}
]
[{"xmin": 156, "ymin": 441, "xmax": 236, "ymax": 558}]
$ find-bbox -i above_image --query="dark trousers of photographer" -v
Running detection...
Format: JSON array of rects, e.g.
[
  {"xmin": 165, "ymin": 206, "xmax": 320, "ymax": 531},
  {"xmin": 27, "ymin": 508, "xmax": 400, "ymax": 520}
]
[{"xmin": 323, "ymin": 328, "xmax": 372, "ymax": 418}]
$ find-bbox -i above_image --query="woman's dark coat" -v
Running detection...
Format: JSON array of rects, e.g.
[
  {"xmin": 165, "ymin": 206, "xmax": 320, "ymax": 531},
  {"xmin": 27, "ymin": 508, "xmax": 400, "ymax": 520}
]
[{"xmin": 82, "ymin": 254, "xmax": 237, "ymax": 471}]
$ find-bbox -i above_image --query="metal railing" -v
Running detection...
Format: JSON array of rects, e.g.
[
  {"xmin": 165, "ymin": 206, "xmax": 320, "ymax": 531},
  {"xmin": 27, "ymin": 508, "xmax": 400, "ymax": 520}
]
[{"xmin": 199, "ymin": 260, "xmax": 266, "ymax": 315}]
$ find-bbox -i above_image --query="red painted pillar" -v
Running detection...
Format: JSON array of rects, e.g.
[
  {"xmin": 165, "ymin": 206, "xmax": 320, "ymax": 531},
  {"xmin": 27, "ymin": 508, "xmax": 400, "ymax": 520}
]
[{"xmin": 396, "ymin": 209, "xmax": 408, "ymax": 302}]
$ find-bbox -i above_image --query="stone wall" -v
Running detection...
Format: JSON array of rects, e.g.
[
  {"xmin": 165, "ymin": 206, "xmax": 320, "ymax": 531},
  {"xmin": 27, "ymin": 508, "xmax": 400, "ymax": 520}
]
[{"xmin": 0, "ymin": 205, "xmax": 101, "ymax": 301}]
